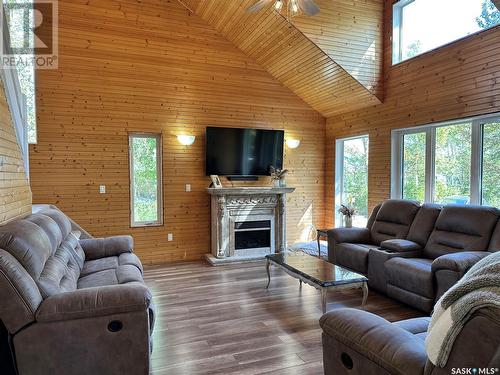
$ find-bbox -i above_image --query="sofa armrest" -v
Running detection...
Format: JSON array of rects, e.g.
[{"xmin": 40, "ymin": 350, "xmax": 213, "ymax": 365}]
[
  {"xmin": 432, "ymin": 251, "xmax": 491, "ymax": 275},
  {"xmin": 327, "ymin": 227, "xmax": 371, "ymax": 244},
  {"xmin": 380, "ymin": 239, "xmax": 422, "ymax": 252},
  {"xmin": 320, "ymin": 308, "xmax": 427, "ymax": 375},
  {"xmin": 36, "ymin": 283, "xmax": 152, "ymax": 323},
  {"xmin": 80, "ymin": 235, "xmax": 134, "ymax": 260}
]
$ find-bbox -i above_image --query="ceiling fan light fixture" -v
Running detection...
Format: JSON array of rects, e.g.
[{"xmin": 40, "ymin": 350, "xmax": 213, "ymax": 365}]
[
  {"xmin": 274, "ymin": 0, "xmax": 283, "ymax": 10},
  {"xmin": 290, "ymin": 0, "xmax": 299, "ymax": 14}
]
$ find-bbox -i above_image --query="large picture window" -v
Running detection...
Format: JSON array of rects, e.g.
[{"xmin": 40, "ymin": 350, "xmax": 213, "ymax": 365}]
[
  {"xmin": 392, "ymin": 0, "xmax": 500, "ymax": 64},
  {"xmin": 129, "ymin": 133, "xmax": 163, "ymax": 227},
  {"xmin": 392, "ymin": 114, "xmax": 500, "ymax": 207},
  {"xmin": 335, "ymin": 135, "xmax": 369, "ymax": 227}
]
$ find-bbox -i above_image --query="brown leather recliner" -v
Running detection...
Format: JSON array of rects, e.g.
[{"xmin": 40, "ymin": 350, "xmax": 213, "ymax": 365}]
[
  {"xmin": 0, "ymin": 207, "xmax": 155, "ymax": 375},
  {"xmin": 328, "ymin": 200, "xmax": 500, "ymax": 312},
  {"xmin": 320, "ymin": 306, "xmax": 500, "ymax": 375}
]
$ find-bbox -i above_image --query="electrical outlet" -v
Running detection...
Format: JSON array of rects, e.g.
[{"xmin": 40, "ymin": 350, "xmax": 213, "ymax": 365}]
[
  {"xmin": 168, "ymin": 233, "xmax": 173, "ymax": 242},
  {"xmin": 99, "ymin": 185, "xmax": 106, "ymax": 194},
  {"xmin": 185, "ymin": 184, "xmax": 191, "ymax": 192}
]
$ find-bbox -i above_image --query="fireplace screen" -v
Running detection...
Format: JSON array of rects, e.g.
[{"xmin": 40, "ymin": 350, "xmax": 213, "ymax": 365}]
[{"xmin": 234, "ymin": 220, "xmax": 271, "ymax": 250}]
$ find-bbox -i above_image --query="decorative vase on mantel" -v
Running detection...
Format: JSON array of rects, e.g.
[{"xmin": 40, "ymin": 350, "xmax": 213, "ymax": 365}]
[
  {"xmin": 273, "ymin": 179, "xmax": 281, "ymax": 188},
  {"xmin": 344, "ymin": 215, "xmax": 353, "ymax": 228}
]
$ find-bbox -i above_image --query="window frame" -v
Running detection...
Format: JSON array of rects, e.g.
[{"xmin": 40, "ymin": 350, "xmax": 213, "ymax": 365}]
[
  {"xmin": 391, "ymin": 113, "xmax": 500, "ymax": 206},
  {"xmin": 128, "ymin": 132, "xmax": 163, "ymax": 228},
  {"xmin": 335, "ymin": 134, "xmax": 370, "ymax": 227}
]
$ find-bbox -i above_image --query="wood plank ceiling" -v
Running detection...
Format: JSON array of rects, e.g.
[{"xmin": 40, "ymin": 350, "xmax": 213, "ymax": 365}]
[{"xmin": 179, "ymin": 0, "xmax": 382, "ymax": 117}]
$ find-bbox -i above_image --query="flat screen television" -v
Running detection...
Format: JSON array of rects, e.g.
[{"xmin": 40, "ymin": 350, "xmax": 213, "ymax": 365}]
[{"xmin": 205, "ymin": 126, "xmax": 284, "ymax": 177}]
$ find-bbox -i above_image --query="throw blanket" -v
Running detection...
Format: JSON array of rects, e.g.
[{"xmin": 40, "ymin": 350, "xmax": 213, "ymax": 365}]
[{"xmin": 425, "ymin": 252, "xmax": 500, "ymax": 367}]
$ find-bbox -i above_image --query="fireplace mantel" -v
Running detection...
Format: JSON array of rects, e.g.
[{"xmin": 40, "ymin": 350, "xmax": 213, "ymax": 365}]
[
  {"xmin": 207, "ymin": 187, "xmax": 295, "ymax": 196},
  {"xmin": 206, "ymin": 186, "xmax": 295, "ymax": 265}
]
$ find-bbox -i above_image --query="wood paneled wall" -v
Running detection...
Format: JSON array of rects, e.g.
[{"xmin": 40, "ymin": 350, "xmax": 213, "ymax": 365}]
[
  {"xmin": 30, "ymin": 0, "xmax": 326, "ymax": 264},
  {"xmin": 325, "ymin": 1, "xmax": 500, "ymax": 227},
  {"xmin": 0, "ymin": 79, "xmax": 32, "ymax": 223}
]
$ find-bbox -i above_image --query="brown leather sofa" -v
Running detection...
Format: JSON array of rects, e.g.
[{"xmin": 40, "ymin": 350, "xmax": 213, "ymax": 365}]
[
  {"xmin": 328, "ymin": 199, "xmax": 500, "ymax": 312},
  {"xmin": 320, "ymin": 306, "xmax": 500, "ymax": 375},
  {"xmin": 0, "ymin": 207, "xmax": 154, "ymax": 375}
]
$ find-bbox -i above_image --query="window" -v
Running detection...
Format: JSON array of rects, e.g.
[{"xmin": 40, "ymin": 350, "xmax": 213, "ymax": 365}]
[
  {"xmin": 129, "ymin": 133, "xmax": 163, "ymax": 227},
  {"xmin": 392, "ymin": 114, "xmax": 500, "ymax": 207},
  {"xmin": 402, "ymin": 131, "xmax": 426, "ymax": 201},
  {"xmin": 335, "ymin": 135, "xmax": 369, "ymax": 227},
  {"xmin": 482, "ymin": 122, "xmax": 500, "ymax": 207},
  {"xmin": 3, "ymin": 0, "xmax": 37, "ymax": 143},
  {"xmin": 392, "ymin": 0, "xmax": 500, "ymax": 64}
]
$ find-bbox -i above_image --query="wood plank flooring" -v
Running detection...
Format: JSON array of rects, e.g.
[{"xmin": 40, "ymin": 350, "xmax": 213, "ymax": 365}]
[{"xmin": 144, "ymin": 260, "xmax": 424, "ymax": 375}]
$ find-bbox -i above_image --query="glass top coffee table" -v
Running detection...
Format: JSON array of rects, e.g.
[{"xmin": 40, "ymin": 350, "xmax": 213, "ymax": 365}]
[{"xmin": 265, "ymin": 252, "xmax": 368, "ymax": 313}]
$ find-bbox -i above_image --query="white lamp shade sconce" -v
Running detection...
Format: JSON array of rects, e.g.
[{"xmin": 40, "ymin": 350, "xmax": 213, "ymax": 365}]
[
  {"xmin": 177, "ymin": 134, "xmax": 196, "ymax": 146},
  {"xmin": 286, "ymin": 139, "xmax": 301, "ymax": 149}
]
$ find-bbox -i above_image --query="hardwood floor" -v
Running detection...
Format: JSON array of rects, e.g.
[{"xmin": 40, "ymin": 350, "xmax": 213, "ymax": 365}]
[{"xmin": 144, "ymin": 260, "xmax": 424, "ymax": 375}]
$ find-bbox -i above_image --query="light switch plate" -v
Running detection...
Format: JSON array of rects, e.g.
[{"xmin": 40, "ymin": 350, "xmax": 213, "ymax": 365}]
[
  {"xmin": 99, "ymin": 185, "xmax": 106, "ymax": 194},
  {"xmin": 185, "ymin": 184, "xmax": 191, "ymax": 192},
  {"xmin": 168, "ymin": 233, "xmax": 173, "ymax": 242}
]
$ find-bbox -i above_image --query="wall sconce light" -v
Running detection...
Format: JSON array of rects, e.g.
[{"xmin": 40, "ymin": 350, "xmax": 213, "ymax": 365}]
[
  {"xmin": 286, "ymin": 139, "xmax": 301, "ymax": 149},
  {"xmin": 177, "ymin": 135, "xmax": 196, "ymax": 146}
]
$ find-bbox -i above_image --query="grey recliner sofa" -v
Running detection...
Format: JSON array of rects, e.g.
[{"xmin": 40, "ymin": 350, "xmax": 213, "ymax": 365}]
[
  {"xmin": 0, "ymin": 207, "xmax": 155, "ymax": 375},
  {"xmin": 320, "ymin": 306, "xmax": 500, "ymax": 375},
  {"xmin": 328, "ymin": 199, "xmax": 500, "ymax": 312}
]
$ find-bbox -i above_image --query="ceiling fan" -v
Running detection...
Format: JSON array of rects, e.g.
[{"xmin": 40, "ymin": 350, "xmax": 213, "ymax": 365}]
[{"xmin": 246, "ymin": 0, "xmax": 320, "ymax": 20}]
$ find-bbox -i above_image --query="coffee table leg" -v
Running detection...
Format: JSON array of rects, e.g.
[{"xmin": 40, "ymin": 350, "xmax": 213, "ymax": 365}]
[
  {"xmin": 266, "ymin": 259, "xmax": 271, "ymax": 289},
  {"xmin": 321, "ymin": 288, "xmax": 327, "ymax": 314},
  {"xmin": 361, "ymin": 282, "xmax": 369, "ymax": 306}
]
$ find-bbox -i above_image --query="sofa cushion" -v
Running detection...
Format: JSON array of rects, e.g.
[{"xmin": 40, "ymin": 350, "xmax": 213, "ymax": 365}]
[
  {"xmin": 370, "ymin": 199, "xmax": 420, "ymax": 245},
  {"xmin": 0, "ymin": 211, "xmax": 86, "ymax": 298},
  {"xmin": 406, "ymin": 204, "xmax": 442, "ymax": 247},
  {"xmin": 386, "ymin": 258, "xmax": 434, "ymax": 299},
  {"xmin": 0, "ymin": 220, "xmax": 53, "ymax": 280},
  {"xmin": 36, "ymin": 208, "xmax": 72, "ymax": 239},
  {"xmin": 335, "ymin": 243, "xmax": 379, "ymax": 274},
  {"xmin": 424, "ymin": 205, "xmax": 499, "ymax": 259},
  {"xmin": 77, "ymin": 265, "xmax": 143, "ymax": 289},
  {"xmin": 81, "ymin": 253, "xmax": 143, "ymax": 277}
]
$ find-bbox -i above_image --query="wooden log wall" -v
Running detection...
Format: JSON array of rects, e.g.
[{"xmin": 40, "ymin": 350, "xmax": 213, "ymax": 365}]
[
  {"xmin": 0, "ymin": 79, "xmax": 32, "ymax": 224},
  {"xmin": 30, "ymin": 0, "xmax": 326, "ymax": 264},
  {"xmin": 325, "ymin": 0, "xmax": 500, "ymax": 227}
]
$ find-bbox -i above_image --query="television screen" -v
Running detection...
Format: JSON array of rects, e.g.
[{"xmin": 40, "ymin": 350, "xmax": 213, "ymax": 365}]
[{"xmin": 205, "ymin": 127, "xmax": 284, "ymax": 176}]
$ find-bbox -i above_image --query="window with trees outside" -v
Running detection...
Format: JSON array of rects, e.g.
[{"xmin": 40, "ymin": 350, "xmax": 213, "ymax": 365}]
[
  {"xmin": 3, "ymin": 0, "xmax": 37, "ymax": 143},
  {"xmin": 392, "ymin": 0, "xmax": 500, "ymax": 64},
  {"xmin": 129, "ymin": 134, "xmax": 163, "ymax": 227},
  {"xmin": 335, "ymin": 135, "xmax": 369, "ymax": 228},
  {"xmin": 391, "ymin": 115, "xmax": 500, "ymax": 207}
]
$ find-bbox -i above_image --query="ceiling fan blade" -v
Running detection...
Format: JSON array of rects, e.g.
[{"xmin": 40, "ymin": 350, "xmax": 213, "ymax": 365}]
[
  {"xmin": 298, "ymin": 0, "xmax": 320, "ymax": 16},
  {"xmin": 246, "ymin": 0, "xmax": 274, "ymax": 13}
]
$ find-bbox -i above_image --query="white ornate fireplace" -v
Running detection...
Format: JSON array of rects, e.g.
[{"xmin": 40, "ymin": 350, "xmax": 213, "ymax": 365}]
[{"xmin": 206, "ymin": 187, "xmax": 295, "ymax": 265}]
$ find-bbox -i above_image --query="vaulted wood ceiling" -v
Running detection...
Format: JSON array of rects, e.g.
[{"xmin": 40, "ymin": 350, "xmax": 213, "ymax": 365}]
[{"xmin": 177, "ymin": 0, "xmax": 383, "ymax": 117}]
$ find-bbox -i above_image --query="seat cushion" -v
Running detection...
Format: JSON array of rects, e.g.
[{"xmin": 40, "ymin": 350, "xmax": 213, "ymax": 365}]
[
  {"xmin": 335, "ymin": 243, "xmax": 379, "ymax": 274},
  {"xmin": 77, "ymin": 265, "xmax": 143, "ymax": 289},
  {"xmin": 81, "ymin": 253, "xmax": 143, "ymax": 277},
  {"xmin": 385, "ymin": 258, "xmax": 434, "ymax": 298}
]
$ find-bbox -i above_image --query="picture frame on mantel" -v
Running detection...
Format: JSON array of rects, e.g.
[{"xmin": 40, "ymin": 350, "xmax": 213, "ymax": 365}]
[{"xmin": 210, "ymin": 175, "xmax": 223, "ymax": 188}]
